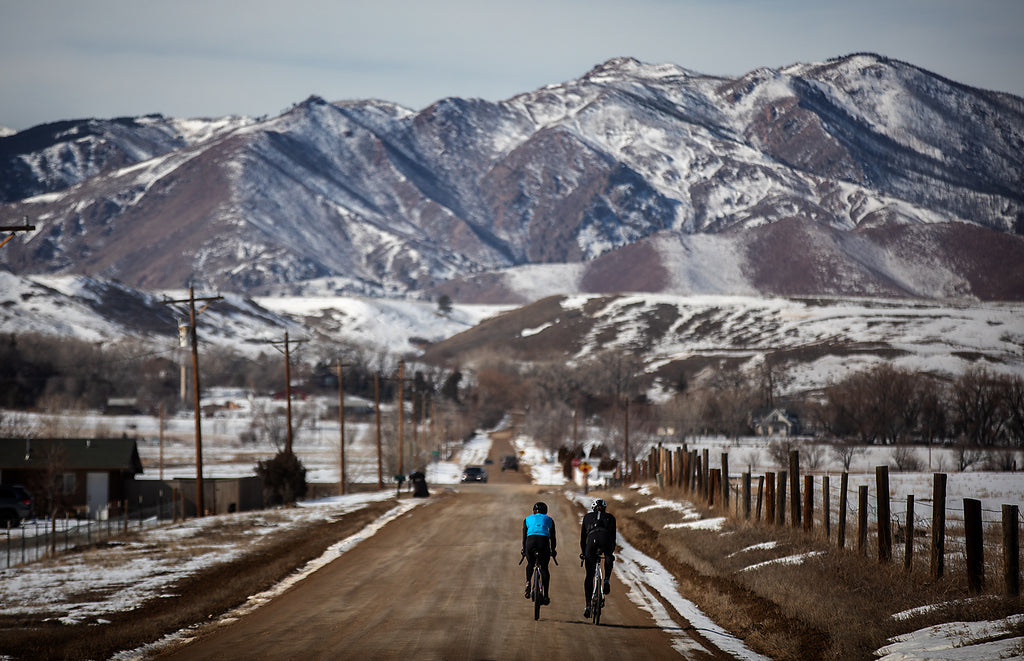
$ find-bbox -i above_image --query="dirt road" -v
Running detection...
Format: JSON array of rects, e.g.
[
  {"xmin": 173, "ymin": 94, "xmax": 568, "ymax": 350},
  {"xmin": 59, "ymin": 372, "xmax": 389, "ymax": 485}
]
[{"xmin": 154, "ymin": 456, "xmax": 711, "ymax": 659}]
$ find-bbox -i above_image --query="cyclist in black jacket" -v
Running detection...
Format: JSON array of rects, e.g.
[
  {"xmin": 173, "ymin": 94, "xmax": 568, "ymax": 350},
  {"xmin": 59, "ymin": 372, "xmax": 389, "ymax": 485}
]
[{"xmin": 580, "ymin": 498, "xmax": 616, "ymax": 618}]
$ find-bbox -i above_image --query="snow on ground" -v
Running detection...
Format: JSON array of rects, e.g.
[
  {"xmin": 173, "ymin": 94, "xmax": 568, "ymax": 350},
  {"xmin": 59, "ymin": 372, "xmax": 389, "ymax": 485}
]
[
  {"xmin": 425, "ymin": 429, "xmax": 493, "ymax": 484},
  {"xmin": 568, "ymin": 490, "xmax": 770, "ymax": 660},
  {"xmin": 253, "ymin": 294, "xmax": 510, "ymax": 355},
  {"xmin": 875, "ymin": 615, "xmax": 1024, "ymax": 661},
  {"xmin": 0, "ymin": 491, "xmax": 398, "ymax": 626},
  {"xmin": 512, "ymin": 434, "xmax": 567, "ymax": 486},
  {"xmin": 616, "ymin": 483, "xmax": 1024, "ymax": 661},
  {"xmin": 112, "ymin": 497, "xmax": 424, "ymax": 661}
]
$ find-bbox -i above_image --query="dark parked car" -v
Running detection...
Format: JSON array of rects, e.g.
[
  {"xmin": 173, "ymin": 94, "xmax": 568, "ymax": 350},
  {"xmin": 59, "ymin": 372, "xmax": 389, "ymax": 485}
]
[
  {"xmin": 501, "ymin": 455, "xmax": 519, "ymax": 471},
  {"xmin": 0, "ymin": 485, "xmax": 32, "ymax": 527},
  {"xmin": 461, "ymin": 466, "xmax": 488, "ymax": 483}
]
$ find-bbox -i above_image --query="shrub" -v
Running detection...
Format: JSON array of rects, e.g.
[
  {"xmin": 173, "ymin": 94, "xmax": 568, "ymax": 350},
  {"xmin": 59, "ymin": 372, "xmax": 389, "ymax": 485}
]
[{"xmin": 256, "ymin": 450, "xmax": 308, "ymax": 506}]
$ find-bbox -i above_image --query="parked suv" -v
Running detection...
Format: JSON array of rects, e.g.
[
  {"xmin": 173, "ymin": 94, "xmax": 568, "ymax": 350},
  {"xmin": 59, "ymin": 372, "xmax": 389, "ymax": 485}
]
[
  {"xmin": 501, "ymin": 455, "xmax": 519, "ymax": 471},
  {"xmin": 0, "ymin": 485, "xmax": 33, "ymax": 527}
]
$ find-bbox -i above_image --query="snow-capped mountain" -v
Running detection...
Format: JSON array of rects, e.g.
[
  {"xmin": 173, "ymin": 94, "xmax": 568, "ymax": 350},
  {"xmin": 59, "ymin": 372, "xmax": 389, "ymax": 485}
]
[
  {"xmin": 0, "ymin": 114, "xmax": 253, "ymax": 204},
  {"xmin": 1, "ymin": 53, "xmax": 1022, "ymax": 301}
]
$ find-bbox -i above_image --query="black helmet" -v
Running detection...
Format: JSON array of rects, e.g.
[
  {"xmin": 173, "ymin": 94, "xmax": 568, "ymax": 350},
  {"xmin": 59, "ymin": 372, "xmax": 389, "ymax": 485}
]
[
  {"xmin": 533, "ymin": 501, "xmax": 548, "ymax": 514},
  {"xmin": 592, "ymin": 499, "xmax": 607, "ymax": 511}
]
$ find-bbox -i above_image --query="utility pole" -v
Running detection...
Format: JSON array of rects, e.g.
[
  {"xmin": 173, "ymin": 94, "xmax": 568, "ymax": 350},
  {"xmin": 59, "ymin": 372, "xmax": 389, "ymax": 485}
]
[
  {"xmin": 163, "ymin": 287, "xmax": 222, "ymax": 517},
  {"xmin": 0, "ymin": 217, "xmax": 35, "ymax": 249},
  {"xmin": 624, "ymin": 396, "xmax": 630, "ymax": 478},
  {"xmin": 374, "ymin": 372, "xmax": 383, "ymax": 489},
  {"xmin": 336, "ymin": 359, "xmax": 348, "ymax": 495},
  {"xmin": 397, "ymin": 360, "xmax": 405, "ymax": 477},
  {"xmin": 159, "ymin": 403, "xmax": 165, "ymax": 481},
  {"xmin": 266, "ymin": 332, "xmax": 307, "ymax": 455}
]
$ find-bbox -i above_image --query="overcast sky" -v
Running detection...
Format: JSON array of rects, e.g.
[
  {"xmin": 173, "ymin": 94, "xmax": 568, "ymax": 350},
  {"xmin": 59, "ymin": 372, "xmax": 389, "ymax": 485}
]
[{"xmin": 2, "ymin": 0, "xmax": 1022, "ymax": 132}]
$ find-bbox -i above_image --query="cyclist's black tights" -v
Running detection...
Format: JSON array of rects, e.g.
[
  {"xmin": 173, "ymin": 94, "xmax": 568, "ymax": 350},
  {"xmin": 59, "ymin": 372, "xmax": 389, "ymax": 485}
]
[
  {"xmin": 525, "ymin": 535, "xmax": 551, "ymax": 595},
  {"xmin": 583, "ymin": 536, "xmax": 613, "ymax": 601}
]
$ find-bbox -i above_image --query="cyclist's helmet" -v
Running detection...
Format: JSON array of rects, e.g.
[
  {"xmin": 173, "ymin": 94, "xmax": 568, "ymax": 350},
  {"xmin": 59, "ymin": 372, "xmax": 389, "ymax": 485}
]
[
  {"xmin": 533, "ymin": 501, "xmax": 548, "ymax": 514},
  {"xmin": 592, "ymin": 498, "xmax": 607, "ymax": 511}
]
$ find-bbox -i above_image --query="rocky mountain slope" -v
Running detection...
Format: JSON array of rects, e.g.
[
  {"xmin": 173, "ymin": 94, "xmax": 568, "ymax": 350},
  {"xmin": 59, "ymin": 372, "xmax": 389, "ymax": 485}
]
[{"xmin": 1, "ymin": 54, "xmax": 1022, "ymax": 301}]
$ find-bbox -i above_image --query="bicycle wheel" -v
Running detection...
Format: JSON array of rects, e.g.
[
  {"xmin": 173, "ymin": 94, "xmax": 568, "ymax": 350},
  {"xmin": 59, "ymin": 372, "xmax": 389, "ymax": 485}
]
[
  {"xmin": 591, "ymin": 566, "xmax": 603, "ymax": 625},
  {"xmin": 533, "ymin": 567, "xmax": 542, "ymax": 620}
]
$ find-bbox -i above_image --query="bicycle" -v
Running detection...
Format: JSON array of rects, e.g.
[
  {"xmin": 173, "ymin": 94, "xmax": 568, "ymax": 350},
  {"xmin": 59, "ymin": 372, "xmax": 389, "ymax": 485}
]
[
  {"xmin": 582, "ymin": 551, "xmax": 609, "ymax": 625},
  {"xmin": 520, "ymin": 548, "xmax": 557, "ymax": 620}
]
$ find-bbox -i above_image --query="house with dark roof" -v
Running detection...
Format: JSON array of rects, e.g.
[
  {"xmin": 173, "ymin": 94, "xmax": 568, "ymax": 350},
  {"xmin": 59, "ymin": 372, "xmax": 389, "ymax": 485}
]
[
  {"xmin": 752, "ymin": 409, "xmax": 801, "ymax": 437},
  {"xmin": 0, "ymin": 438, "xmax": 143, "ymax": 517}
]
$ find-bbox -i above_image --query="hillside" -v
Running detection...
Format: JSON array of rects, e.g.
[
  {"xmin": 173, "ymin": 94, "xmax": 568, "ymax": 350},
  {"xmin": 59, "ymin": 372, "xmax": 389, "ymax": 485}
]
[{"xmin": 418, "ymin": 293, "xmax": 1024, "ymax": 395}]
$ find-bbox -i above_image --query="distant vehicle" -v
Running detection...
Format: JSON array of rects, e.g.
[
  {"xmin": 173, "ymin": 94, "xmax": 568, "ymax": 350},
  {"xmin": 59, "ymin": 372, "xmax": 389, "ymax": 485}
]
[
  {"xmin": 12, "ymin": 486, "xmax": 33, "ymax": 517},
  {"xmin": 461, "ymin": 466, "xmax": 488, "ymax": 483},
  {"xmin": 0, "ymin": 485, "xmax": 32, "ymax": 527},
  {"xmin": 484, "ymin": 458, "xmax": 494, "ymax": 465},
  {"xmin": 501, "ymin": 455, "xmax": 519, "ymax": 471}
]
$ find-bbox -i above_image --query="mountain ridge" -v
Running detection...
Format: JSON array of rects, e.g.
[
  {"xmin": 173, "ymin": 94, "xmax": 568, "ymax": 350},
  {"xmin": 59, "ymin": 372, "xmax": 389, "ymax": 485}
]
[{"xmin": 1, "ymin": 53, "xmax": 1022, "ymax": 301}]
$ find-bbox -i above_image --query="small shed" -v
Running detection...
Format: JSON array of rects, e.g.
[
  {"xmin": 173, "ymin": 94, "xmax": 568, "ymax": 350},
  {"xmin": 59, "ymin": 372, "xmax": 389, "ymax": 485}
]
[{"xmin": 0, "ymin": 438, "xmax": 143, "ymax": 517}]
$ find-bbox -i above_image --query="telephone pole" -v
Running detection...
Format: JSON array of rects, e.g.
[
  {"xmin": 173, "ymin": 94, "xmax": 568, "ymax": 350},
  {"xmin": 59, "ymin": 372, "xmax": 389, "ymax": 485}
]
[
  {"xmin": 266, "ymin": 332, "xmax": 307, "ymax": 455},
  {"xmin": 163, "ymin": 287, "xmax": 222, "ymax": 517},
  {"xmin": 336, "ymin": 359, "xmax": 349, "ymax": 495},
  {"xmin": 397, "ymin": 360, "xmax": 405, "ymax": 477},
  {"xmin": 374, "ymin": 372, "xmax": 383, "ymax": 490}
]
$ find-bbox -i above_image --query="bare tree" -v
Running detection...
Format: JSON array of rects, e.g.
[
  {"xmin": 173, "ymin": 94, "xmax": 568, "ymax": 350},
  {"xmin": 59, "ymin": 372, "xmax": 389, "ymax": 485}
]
[
  {"xmin": 954, "ymin": 440, "xmax": 984, "ymax": 472},
  {"xmin": 889, "ymin": 445, "xmax": 924, "ymax": 472},
  {"xmin": 801, "ymin": 442, "xmax": 826, "ymax": 470},
  {"xmin": 951, "ymin": 367, "xmax": 1008, "ymax": 446},
  {"xmin": 248, "ymin": 400, "xmax": 288, "ymax": 449},
  {"xmin": 831, "ymin": 441, "xmax": 864, "ymax": 471},
  {"xmin": 1003, "ymin": 375, "xmax": 1024, "ymax": 447},
  {"xmin": 767, "ymin": 437, "xmax": 799, "ymax": 467}
]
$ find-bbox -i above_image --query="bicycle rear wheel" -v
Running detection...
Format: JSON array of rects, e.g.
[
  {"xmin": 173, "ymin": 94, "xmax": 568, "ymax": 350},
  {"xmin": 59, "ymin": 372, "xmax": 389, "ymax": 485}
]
[
  {"xmin": 591, "ymin": 566, "xmax": 603, "ymax": 625},
  {"xmin": 533, "ymin": 567, "xmax": 542, "ymax": 620}
]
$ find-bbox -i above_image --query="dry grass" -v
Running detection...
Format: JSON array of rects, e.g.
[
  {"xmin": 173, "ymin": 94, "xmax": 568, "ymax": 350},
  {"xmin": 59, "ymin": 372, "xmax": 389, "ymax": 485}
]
[{"xmin": 591, "ymin": 485, "xmax": 1022, "ymax": 661}]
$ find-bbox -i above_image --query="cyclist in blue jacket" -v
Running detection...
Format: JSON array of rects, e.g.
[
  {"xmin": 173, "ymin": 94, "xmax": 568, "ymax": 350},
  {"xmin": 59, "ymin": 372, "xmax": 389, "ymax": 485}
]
[{"xmin": 522, "ymin": 501, "xmax": 557, "ymax": 604}]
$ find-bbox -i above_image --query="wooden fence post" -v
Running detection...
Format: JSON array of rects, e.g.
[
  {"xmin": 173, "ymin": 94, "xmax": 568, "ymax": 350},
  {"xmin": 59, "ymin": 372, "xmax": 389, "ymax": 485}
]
[
  {"xmin": 756, "ymin": 475, "xmax": 765, "ymax": 522},
  {"xmin": 905, "ymin": 495, "xmax": 915, "ymax": 571},
  {"xmin": 964, "ymin": 498, "xmax": 984, "ymax": 594},
  {"xmin": 702, "ymin": 449, "xmax": 710, "ymax": 501},
  {"xmin": 777, "ymin": 471, "xmax": 787, "ymax": 527},
  {"xmin": 823, "ymin": 475, "xmax": 831, "ymax": 540},
  {"xmin": 877, "ymin": 466, "xmax": 892, "ymax": 563},
  {"xmin": 743, "ymin": 472, "xmax": 751, "ymax": 520},
  {"xmin": 789, "ymin": 450, "xmax": 801, "ymax": 528},
  {"xmin": 708, "ymin": 469, "xmax": 718, "ymax": 507},
  {"xmin": 1003, "ymin": 504, "xmax": 1020, "ymax": 597},
  {"xmin": 858, "ymin": 485, "xmax": 868, "ymax": 555},
  {"xmin": 765, "ymin": 472, "xmax": 776, "ymax": 524},
  {"xmin": 803, "ymin": 474, "xmax": 814, "ymax": 533},
  {"xmin": 931, "ymin": 473, "xmax": 947, "ymax": 580},
  {"xmin": 682, "ymin": 451, "xmax": 691, "ymax": 493},
  {"xmin": 721, "ymin": 453, "xmax": 730, "ymax": 508},
  {"xmin": 693, "ymin": 450, "xmax": 700, "ymax": 493},
  {"xmin": 838, "ymin": 473, "xmax": 849, "ymax": 549}
]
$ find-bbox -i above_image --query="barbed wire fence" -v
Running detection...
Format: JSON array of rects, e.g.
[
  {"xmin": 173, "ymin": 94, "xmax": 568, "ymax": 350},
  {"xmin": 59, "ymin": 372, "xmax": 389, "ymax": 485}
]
[{"xmin": 636, "ymin": 445, "xmax": 1021, "ymax": 597}]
